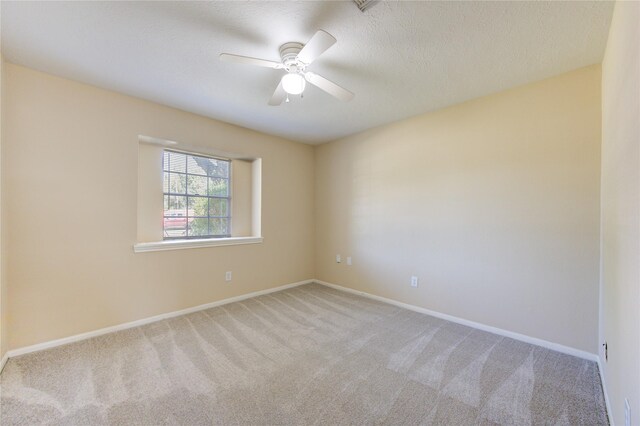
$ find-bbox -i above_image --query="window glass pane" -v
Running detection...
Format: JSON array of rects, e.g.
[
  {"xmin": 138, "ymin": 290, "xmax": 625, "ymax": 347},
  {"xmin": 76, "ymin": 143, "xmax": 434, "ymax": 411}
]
[
  {"xmin": 163, "ymin": 151, "xmax": 170, "ymax": 171},
  {"xmin": 164, "ymin": 225, "xmax": 187, "ymax": 239},
  {"xmin": 189, "ymin": 218, "xmax": 209, "ymax": 237},
  {"xmin": 210, "ymin": 218, "xmax": 229, "ymax": 236},
  {"xmin": 206, "ymin": 158, "xmax": 220, "ymax": 176},
  {"xmin": 165, "ymin": 195, "xmax": 186, "ymax": 215},
  {"xmin": 219, "ymin": 160, "xmax": 230, "ymax": 178},
  {"xmin": 187, "ymin": 174, "xmax": 207, "ymax": 196},
  {"xmin": 163, "ymin": 150, "xmax": 231, "ymax": 240},
  {"xmin": 210, "ymin": 159, "xmax": 229, "ymax": 178},
  {"xmin": 164, "ymin": 217, "xmax": 187, "ymax": 232},
  {"xmin": 168, "ymin": 172, "xmax": 186, "ymax": 194},
  {"xmin": 188, "ymin": 196, "xmax": 209, "ymax": 217},
  {"xmin": 187, "ymin": 155, "xmax": 208, "ymax": 176},
  {"xmin": 209, "ymin": 198, "xmax": 229, "ymax": 217},
  {"xmin": 166, "ymin": 152, "xmax": 186, "ymax": 173},
  {"xmin": 163, "ymin": 173, "xmax": 169, "ymax": 193},
  {"xmin": 163, "ymin": 193, "xmax": 188, "ymax": 238},
  {"xmin": 208, "ymin": 177, "xmax": 229, "ymax": 197}
]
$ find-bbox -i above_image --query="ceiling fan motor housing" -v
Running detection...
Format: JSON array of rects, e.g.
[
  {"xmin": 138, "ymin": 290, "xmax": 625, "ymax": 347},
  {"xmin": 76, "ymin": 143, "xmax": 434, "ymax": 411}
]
[{"xmin": 279, "ymin": 42, "xmax": 305, "ymax": 70}]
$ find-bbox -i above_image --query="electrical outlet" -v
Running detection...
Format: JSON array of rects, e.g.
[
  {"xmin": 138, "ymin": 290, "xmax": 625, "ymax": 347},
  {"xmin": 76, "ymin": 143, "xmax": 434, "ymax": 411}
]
[
  {"xmin": 225, "ymin": 271, "xmax": 232, "ymax": 282},
  {"xmin": 411, "ymin": 276, "xmax": 419, "ymax": 288},
  {"xmin": 625, "ymin": 398, "xmax": 631, "ymax": 426},
  {"xmin": 336, "ymin": 254, "xmax": 341, "ymax": 263},
  {"xmin": 347, "ymin": 257, "xmax": 352, "ymax": 266}
]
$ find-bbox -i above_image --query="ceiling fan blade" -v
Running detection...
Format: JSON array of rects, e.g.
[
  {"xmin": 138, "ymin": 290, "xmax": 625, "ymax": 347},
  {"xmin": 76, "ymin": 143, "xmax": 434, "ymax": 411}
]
[
  {"xmin": 305, "ymin": 72, "xmax": 354, "ymax": 102},
  {"xmin": 296, "ymin": 30, "xmax": 336, "ymax": 65},
  {"xmin": 219, "ymin": 53, "xmax": 283, "ymax": 69},
  {"xmin": 268, "ymin": 81, "xmax": 287, "ymax": 106}
]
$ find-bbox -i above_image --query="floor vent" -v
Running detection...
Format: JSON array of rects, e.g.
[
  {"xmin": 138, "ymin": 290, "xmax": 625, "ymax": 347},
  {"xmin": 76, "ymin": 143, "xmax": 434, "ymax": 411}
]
[{"xmin": 353, "ymin": 0, "xmax": 378, "ymax": 12}]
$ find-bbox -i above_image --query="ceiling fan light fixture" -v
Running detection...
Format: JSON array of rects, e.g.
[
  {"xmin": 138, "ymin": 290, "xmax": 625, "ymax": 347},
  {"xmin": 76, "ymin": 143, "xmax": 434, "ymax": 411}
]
[
  {"xmin": 281, "ymin": 73, "xmax": 306, "ymax": 95},
  {"xmin": 221, "ymin": 30, "xmax": 352, "ymax": 105}
]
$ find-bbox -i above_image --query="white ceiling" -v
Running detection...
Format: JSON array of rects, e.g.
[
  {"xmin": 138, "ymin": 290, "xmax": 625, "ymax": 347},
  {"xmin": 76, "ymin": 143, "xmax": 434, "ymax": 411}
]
[{"xmin": 1, "ymin": 1, "xmax": 613, "ymax": 144}]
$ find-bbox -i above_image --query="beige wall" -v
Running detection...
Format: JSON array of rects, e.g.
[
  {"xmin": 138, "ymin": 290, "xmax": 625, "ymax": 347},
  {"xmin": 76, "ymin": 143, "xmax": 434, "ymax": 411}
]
[
  {"xmin": 0, "ymin": 52, "xmax": 7, "ymax": 360},
  {"xmin": 231, "ymin": 159, "xmax": 253, "ymax": 237},
  {"xmin": 315, "ymin": 65, "xmax": 602, "ymax": 354},
  {"xmin": 0, "ymin": 56, "xmax": 610, "ymax": 366},
  {"xmin": 3, "ymin": 63, "xmax": 315, "ymax": 350},
  {"xmin": 136, "ymin": 142, "xmax": 164, "ymax": 243},
  {"xmin": 600, "ymin": 1, "xmax": 640, "ymax": 424}
]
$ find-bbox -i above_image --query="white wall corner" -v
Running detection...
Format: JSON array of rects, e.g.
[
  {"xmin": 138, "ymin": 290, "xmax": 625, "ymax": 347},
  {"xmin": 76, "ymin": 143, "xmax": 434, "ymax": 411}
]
[{"xmin": 597, "ymin": 356, "xmax": 614, "ymax": 425}]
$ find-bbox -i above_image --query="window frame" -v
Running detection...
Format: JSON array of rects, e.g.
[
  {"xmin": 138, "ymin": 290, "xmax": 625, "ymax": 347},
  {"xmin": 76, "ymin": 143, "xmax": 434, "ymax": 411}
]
[{"xmin": 162, "ymin": 148, "xmax": 232, "ymax": 240}]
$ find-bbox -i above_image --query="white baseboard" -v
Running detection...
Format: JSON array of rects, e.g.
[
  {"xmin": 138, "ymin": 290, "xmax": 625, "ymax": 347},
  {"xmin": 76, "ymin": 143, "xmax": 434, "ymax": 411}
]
[
  {"xmin": 315, "ymin": 280, "xmax": 599, "ymax": 362},
  {"xmin": 0, "ymin": 352, "xmax": 8, "ymax": 374},
  {"xmin": 1, "ymin": 277, "xmax": 612, "ymax": 422},
  {"xmin": 1, "ymin": 278, "xmax": 600, "ymax": 372},
  {"xmin": 4, "ymin": 279, "xmax": 313, "ymax": 360},
  {"xmin": 597, "ymin": 357, "xmax": 614, "ymax": 425}
]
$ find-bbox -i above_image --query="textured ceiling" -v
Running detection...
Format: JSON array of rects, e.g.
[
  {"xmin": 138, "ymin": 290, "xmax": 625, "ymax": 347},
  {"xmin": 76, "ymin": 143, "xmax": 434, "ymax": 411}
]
[{"xmin": 1, "ymin": 1, "xmax": 613, "ymax": 144}]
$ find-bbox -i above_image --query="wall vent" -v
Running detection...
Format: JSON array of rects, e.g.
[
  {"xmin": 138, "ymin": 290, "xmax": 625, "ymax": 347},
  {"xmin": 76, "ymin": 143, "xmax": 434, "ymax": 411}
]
[{"xmin": 353, "ymin": 0, "xmax": 378, "ymax": 12}]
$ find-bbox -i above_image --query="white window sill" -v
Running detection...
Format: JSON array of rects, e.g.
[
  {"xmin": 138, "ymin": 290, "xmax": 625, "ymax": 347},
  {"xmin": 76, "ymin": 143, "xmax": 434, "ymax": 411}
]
[{"xmin": 133, "ymin": 236, "xmax": 263, "ymax": 253}]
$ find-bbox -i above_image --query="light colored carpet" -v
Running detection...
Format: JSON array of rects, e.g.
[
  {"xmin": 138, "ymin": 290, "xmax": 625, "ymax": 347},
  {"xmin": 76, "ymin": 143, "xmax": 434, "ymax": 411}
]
[{"xmin": 0, "ymin": 283, "xmax": 607, "ymax": 425}]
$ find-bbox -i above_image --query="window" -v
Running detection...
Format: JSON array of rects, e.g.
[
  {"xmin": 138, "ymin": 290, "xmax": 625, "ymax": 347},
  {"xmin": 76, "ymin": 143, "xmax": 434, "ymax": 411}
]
[
  {"xmin": 135, "ymin": 136, "xmax": 263, "ymax": 252},
  {"xmin": 163, "ymin": 149, "xmax": 231, "ymax": 239}
]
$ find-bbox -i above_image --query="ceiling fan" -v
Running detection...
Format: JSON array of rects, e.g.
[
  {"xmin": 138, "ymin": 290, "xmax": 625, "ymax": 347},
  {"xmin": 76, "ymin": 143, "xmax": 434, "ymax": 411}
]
[{"xmin": 220, "ymin": 30, "xmax": 354, "ymax": 106}]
